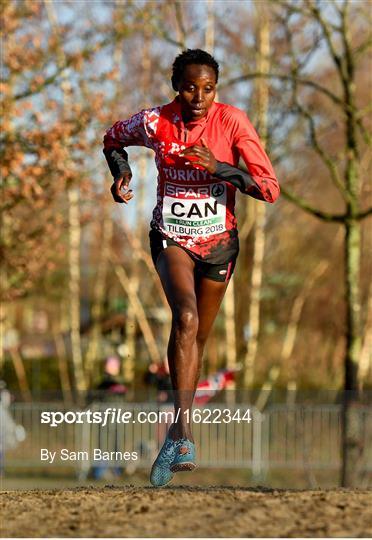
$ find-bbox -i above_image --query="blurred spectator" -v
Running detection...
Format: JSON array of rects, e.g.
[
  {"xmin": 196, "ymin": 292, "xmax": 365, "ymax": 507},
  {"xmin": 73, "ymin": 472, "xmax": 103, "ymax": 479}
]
[
  {"xmin": 0, "ymin": 381, "xmax": 26, "ymax": 476},
  {"xmin": 87, "ymin": 357, "xmax": 127, "ymax": 480},
  {"xmin": 144, "ymin": 359, "xmax": 173, "ymax": 404},
  {"xmin": 195, "ymin": 367, "xmax": 239, "ymax": 405},
  {"xmin": 90, "ymin": 356, "xmax": 127, "ymax": 402}
]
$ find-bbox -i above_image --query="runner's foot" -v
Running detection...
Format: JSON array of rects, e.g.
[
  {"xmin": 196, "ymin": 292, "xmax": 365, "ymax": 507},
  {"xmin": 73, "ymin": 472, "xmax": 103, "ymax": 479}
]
[{"xmin": 150, "ymin": 435, "xmax": 180, "ymax": 487}]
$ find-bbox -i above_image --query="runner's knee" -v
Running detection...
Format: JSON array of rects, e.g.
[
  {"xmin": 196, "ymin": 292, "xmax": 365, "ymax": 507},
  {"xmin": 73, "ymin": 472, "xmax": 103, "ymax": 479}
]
[{"xmin": 172, "ymin": 307, "xmax": 199, "ymax": 338}]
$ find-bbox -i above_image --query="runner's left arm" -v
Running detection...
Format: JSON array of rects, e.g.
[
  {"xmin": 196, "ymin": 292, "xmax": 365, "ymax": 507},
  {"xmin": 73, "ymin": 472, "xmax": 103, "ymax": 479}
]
[{"xmin": 214, "ymin": 110, "xmax": 280, "ymax": 203}]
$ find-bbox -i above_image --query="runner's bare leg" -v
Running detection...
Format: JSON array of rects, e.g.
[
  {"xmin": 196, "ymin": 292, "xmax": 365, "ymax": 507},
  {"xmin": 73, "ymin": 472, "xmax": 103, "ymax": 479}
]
[
  {"xmin": 195, "ymin": 276, "xmax": 228, "ymax": 385},
  {"xmin": 156, "ymin": 247, "xmax": 197, "ymax": 441},
  {"xmin": 156, "ymin": 247, "xmax": 228, "ymax": 441}
]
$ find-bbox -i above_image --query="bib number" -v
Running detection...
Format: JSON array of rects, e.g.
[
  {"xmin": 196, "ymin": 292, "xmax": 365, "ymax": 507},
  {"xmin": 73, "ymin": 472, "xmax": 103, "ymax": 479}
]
[{"xmin": 162, "ymin": 182, "xmax": 227, "ymax": 237}]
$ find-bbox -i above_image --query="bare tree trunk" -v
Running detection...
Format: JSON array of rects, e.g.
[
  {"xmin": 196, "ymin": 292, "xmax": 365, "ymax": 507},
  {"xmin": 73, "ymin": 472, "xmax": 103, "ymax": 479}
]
[
  {"xmin": 9, "ymin": 348, "xmax": 31, "ymax": 401},
  {"xmin": 341, "ymin": 23, "xmax": 363, "ymax": 482},
  {"xmin": 121, "ymin": 224, "xmax": 168, "ymax": 306},
  {"xmin": 205, "ymin": 0, "xmax": 215, "ymax": 52},
  {"xmin": 332, "ymin": 337, "xmax": 345, "ymax": 380},
  {"xmin": 255, "ymin": 366, "xmax": 280, "ymax": 411},
  {"xmin": 359, "ymin": 284, "xmax": 372, "ymax": 387},
  {"xmin": 68, "ymin": 188, "xmax": 86, "ymax": 395},
  {"xmin": 124, "ymin": 303, "xmax": 136, "ymax": 385},
  {"xmin": 224, "ymin": 279, "xmax": 237, "ymax": 406},
  {"xmin": 342, "ymin": 217, "xmax": 363, "ymax": 486},
  {"xmin": 344, "ymin": 221, "xmax": 362, "ymax": 392},
  {"xmin": 114, "ymin": 261, "xmax": 161, "ymax": 365},
  {"xmin": 85, "ymin": 215, "xmax": 113, "ymax": 385},
  {"xmin": 281, "ymin": 259, "xmax": 330, "ymax": 367},
  {"xmin": 45, "ymin": 0, "xmax": 86, "ymax": 397},
  {"xmin": 243, "ymin": 205, "xmax": 266, "ymax": 388},
  {"xmin": 173, "ymin": 0, "xmax": 186, "ymax": 49},
  {"xmin": 0, "ymin": 285, "xmax": 5, "ymax": 371},
  {"xmin": 243, "ymin": 4, "xmax": 270, "ymax": 388},
  {"xmin": 224, "ymin": 278, "xmax": 237, "ymax": 371},
  {"xmin": 239, "ymin": 197, "xmax": 256, "ymax": 243},
  {"xmin": 52, "ymin": 321, "xmax": 73, "ymax": 403}
]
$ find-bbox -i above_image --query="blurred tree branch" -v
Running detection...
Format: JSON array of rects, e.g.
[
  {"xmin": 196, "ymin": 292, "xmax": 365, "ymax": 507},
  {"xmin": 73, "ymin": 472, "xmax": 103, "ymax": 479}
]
[{"xmin": 222, "ymin": 72, "xmax": 369, "ymax": 145}]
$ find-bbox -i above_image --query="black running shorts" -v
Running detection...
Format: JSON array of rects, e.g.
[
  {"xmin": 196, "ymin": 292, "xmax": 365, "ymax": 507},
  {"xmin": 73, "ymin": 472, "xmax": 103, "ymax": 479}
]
[{"xmin": 149, "ymin": 229, "xmax": 238, "ymax": 283}]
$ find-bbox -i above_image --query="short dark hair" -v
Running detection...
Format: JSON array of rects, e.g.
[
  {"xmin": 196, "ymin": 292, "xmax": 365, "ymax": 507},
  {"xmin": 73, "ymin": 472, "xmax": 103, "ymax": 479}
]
[{"xmin": 171, "ymin": 49, "xmax": 219, "ymax": 91}]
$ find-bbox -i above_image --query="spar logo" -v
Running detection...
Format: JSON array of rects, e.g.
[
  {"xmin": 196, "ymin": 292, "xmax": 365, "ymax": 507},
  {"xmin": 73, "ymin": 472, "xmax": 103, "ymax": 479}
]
[{"xmin": 164, "ymin": 183, "xmax": 225, "ymax": 199}]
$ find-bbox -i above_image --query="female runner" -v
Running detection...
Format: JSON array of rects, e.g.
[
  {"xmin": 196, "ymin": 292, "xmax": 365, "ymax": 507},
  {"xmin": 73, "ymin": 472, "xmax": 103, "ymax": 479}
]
[{"xmin": 103, "ymin": 49, "xmax": 279, "ymax": 486}]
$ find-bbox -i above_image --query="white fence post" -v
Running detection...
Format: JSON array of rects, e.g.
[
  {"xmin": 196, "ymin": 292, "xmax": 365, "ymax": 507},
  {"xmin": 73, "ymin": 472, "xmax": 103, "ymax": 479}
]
[{"xmin": 252, "ymin": 409, "xmax": 262, "ymax": 480}]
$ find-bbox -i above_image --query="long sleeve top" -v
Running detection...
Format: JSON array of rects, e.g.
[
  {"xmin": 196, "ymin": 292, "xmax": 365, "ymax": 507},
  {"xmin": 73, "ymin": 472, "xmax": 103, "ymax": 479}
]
[{"xmin": 103, "ymin": 98, "xmax": 279, "ymax": 262}]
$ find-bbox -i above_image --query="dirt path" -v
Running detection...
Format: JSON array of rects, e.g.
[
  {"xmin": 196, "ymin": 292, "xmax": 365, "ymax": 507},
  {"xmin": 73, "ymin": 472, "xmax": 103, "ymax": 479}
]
[{"xmin": 1, "ymin": 486, "xmax": 371, "ymax": 538}]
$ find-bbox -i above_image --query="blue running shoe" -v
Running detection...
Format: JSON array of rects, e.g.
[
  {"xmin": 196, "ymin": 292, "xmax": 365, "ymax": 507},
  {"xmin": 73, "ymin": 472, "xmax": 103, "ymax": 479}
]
[
  {"xmin": 150, "ymin": 436, "xmax": 180, "ymax": 487},
  {"xmin": 170, "ymin": 439, "xmax": 196, "ymax": 472}
]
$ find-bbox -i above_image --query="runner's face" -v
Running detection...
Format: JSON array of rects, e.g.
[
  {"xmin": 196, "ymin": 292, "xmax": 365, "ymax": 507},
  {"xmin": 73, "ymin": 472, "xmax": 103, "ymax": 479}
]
[{"xmin": 177, "ymin": 64, "xmax": 217, "ymax": 122}]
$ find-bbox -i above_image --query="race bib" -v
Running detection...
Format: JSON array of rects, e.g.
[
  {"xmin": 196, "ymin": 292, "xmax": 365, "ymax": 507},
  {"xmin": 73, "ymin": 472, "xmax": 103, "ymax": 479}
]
[{"xmin": 162, "ymin": 182, "xmax": 227, "ymax": 237}]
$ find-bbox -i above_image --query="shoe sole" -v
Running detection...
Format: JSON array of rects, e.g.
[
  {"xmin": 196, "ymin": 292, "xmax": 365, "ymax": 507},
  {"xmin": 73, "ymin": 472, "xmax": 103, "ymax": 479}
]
[{"xmin": 170, "ymin": 462, "xmax": 196, "ymax": 472}]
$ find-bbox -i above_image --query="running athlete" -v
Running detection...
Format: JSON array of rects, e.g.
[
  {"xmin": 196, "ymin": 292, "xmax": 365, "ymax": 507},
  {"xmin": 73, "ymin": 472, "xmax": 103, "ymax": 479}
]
[{"xmin": 103, "ymin": 49, "xmax": 279, "ymax": 487}]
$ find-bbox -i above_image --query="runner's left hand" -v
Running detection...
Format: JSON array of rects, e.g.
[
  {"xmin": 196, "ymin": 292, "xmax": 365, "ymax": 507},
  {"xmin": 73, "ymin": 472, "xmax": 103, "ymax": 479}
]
[{"xmin": 179, "ymin": 138, "xmax": 217, "ymax": 174}]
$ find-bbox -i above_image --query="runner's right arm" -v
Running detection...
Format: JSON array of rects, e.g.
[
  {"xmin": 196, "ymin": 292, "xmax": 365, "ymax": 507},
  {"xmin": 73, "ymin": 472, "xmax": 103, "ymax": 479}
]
[
  {"xmin": 103, "ymin": 144, "xmax": 133, "ymax": 204},
  {"xmin": 103, "ymin": 108, "xmax": 158, "ymax": 175},
  {"xmin": 103, "ymin": 108, "xmax": 158, "ymax": 203},
  {"xmin": 103, "ymin": 148, "xmax": 132, "ymax": 182}
]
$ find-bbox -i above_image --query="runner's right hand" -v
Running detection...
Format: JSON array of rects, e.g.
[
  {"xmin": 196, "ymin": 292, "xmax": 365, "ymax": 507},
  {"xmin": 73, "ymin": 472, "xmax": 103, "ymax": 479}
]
[{"xmin": 110, "ymin": 174, "xmax": 134, "ymax": 204}]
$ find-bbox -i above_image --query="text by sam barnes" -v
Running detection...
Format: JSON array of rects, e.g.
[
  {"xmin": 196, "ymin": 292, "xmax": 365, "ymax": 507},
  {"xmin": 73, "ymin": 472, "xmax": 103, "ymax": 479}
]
[{"xmin": 40, "ymin": 448, "xmax": 138, "ymax": 464}]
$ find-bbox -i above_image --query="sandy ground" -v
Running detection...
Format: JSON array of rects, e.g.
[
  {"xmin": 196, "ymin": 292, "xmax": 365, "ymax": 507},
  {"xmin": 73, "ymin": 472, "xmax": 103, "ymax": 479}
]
[{"xmin": 1, "ymin": 486, "xmax": 371, "ymax": 538}]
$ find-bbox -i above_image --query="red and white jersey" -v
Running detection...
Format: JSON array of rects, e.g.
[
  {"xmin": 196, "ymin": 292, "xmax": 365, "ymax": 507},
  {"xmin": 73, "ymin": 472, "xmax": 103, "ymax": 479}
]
[{"xmin": 103, "ymin": 98, "xmax": 279, "ymax": 262}]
